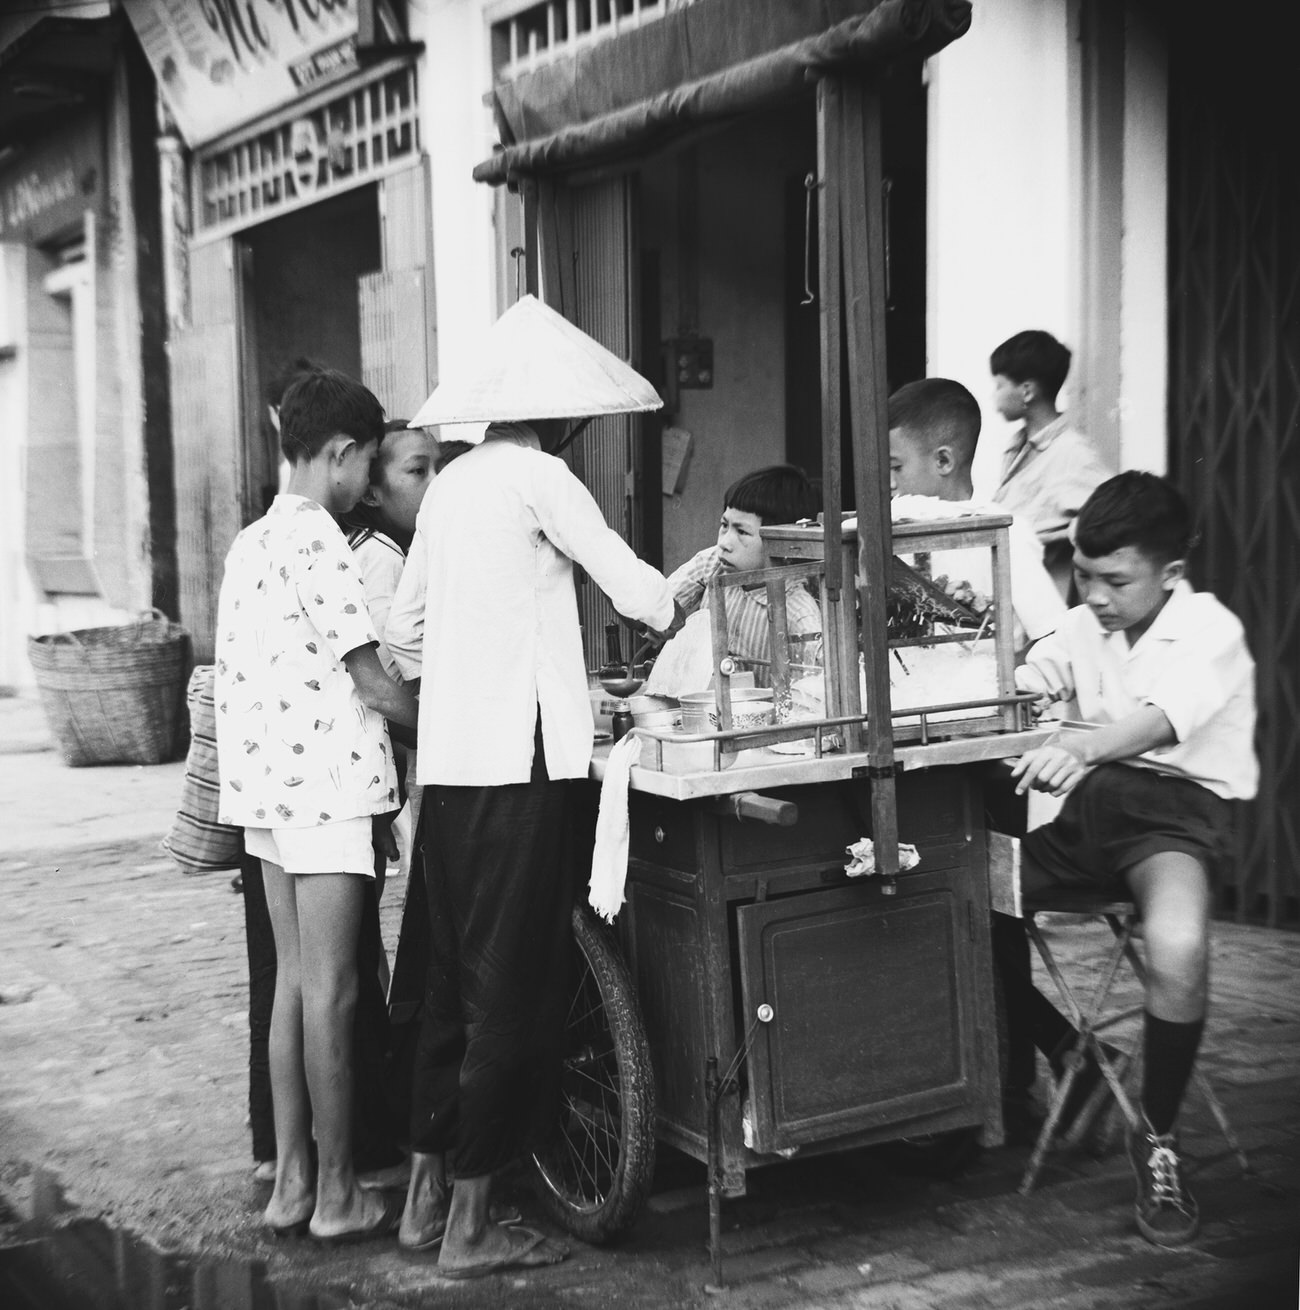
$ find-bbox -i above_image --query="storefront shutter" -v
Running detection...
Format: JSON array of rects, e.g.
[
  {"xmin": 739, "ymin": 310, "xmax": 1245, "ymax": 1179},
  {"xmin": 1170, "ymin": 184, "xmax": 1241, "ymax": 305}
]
[
  {"xmin": 170, "ymin": 239, "xmax": 244, "ymax": 662},
  {"xmin": 359, "ymin": 160, "xmax": 436, "ymax": 421},
  {"xmin": 23, "ymin": 243, "xmax": 95, "ymax": 594}
]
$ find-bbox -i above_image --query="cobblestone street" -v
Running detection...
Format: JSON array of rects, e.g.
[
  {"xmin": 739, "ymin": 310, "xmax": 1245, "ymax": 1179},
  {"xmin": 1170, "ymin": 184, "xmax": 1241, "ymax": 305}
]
[{"xmin": 1, "ymin": 693, "xmax": 1297, "ymax": 1308}]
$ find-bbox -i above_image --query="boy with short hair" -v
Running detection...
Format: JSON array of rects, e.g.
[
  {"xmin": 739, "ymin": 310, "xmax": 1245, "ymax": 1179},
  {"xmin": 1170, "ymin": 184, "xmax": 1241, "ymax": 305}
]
[
  {"xmin": 887, "ymin": 378, "xmax": 1065, "ymax": 652},
  {"xmin": 667, "ymin": 463, "xmax": 823, "ymax": 684},
  {"xmin": 989, "ymin": 330, "xmax": 1112, "ymax": 598},
  {"xmin": 216, "ymin": 369, "xmax": 420, "ymax": 1243},
  {"xmin": 1003, "ymin": 471, "xmax": 1257, "ymax": 1248}
]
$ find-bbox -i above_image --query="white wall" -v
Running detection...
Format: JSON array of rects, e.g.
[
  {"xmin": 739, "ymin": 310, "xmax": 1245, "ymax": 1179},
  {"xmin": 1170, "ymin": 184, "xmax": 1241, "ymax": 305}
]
[
  {"xmin": 0, "ymin": 245, "xmax": 34, "ymax": 688},
  {"xmin": 926, "ymin": 0, "xmax": 1077, "ymax": 496},
  {"xmin": 1120, "ymin": 6, "xmax": 1168, "ymax": 474},
  {"xmin": 928, "ymin": 0, "xmax": 1170, "ymax": 489},
  {"xmin": 415, "ymin": 0, "xmax": 504, "ymax": 426}
]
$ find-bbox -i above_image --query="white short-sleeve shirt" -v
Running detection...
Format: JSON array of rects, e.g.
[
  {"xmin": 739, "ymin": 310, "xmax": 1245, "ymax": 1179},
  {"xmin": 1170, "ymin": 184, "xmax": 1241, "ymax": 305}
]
[
  {"xmin": 214, "ymin": 495, "xmax": 399, "ymax": 828},
  {"xmin": 1016, "ymin": 581, "xmax": 1258, "ymax": 801}
]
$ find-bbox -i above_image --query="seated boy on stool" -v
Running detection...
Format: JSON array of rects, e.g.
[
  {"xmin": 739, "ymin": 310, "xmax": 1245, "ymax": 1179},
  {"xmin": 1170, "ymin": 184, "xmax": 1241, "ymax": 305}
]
[{"xmin": 1000, "ymin": 471, "xmax": 1257, "ymax": 1248}]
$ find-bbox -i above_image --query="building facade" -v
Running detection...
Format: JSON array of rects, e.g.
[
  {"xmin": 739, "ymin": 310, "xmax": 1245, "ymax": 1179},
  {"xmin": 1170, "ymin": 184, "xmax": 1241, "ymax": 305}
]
[{"xmin": 1, "ymin": 1, "xmax": 1292, "ymax": 923}]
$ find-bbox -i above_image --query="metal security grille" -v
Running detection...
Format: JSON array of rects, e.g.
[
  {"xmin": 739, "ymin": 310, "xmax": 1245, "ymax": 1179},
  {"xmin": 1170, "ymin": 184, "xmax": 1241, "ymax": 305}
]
[
  {"xmin": 193, "ymin": 62, "xmax": 419, "ymax": 242},
  {"xmin": 359, "ymin": 266, "xmax": 431, "ymax": 420},
  {"xmin": 1167, "ymin": 38, "xmax": 1300, "ymax": 928}
]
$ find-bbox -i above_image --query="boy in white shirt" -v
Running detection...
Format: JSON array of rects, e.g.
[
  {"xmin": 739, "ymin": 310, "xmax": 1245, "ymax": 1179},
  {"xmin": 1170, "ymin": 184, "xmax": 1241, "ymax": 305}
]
[
  {"xmin": 988, "ymin": 330, "xmax": 1112, "ymax": 599},
  {"xmin": 887, "ymin": 378, "xmax": 1066, "ymax": 652},
  {"xmin": 1004, "ymin": 471, "xmax": 1257, "ymax": 1248},
  {"xmin": 215, "ymin": 370, "xmax": 419, "ymax": 1243}
]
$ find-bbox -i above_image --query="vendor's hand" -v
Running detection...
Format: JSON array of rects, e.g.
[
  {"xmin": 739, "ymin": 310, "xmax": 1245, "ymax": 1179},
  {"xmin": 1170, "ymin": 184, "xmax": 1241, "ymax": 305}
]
[
  {"xmin": 1010, "ymin": 742, "xmax": 1089, "ymax": 797},
  {"xmin": 647, "ymin": 599, "xmax": 688, "ymax": 646}
]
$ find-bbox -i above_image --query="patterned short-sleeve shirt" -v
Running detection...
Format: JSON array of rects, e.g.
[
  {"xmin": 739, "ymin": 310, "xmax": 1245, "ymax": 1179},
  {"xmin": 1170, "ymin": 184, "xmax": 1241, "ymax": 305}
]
[{"xmin": 214, "ymin": 495, "xmax": 398, "ymax": 828}]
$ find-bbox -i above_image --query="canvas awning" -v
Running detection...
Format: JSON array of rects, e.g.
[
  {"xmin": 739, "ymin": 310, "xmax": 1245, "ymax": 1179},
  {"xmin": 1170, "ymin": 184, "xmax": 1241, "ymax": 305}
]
[{"xmin": 474, "ymin": 0, "xmax": 970, "ymax": 184}]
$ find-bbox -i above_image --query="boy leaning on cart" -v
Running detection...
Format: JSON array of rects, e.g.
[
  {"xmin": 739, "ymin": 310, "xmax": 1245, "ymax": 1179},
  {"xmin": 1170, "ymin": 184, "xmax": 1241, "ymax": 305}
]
[
  {"xmin": 996, "ymin": 471, "xmax": 1258, "ymax": 1248},
  {"xmin": 666, "ymin": 463, "xmax": 824, "ymax": 684}
]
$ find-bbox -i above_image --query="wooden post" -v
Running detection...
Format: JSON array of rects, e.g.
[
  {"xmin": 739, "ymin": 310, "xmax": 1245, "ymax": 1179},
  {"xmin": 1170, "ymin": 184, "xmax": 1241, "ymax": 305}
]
[
  {"xmin": 816, "ymin": 78, "xmax": 853, "ymax": 733},
  {"xmin": 837, "ymin": 74, "xmax": 898, "ymax": 876}
]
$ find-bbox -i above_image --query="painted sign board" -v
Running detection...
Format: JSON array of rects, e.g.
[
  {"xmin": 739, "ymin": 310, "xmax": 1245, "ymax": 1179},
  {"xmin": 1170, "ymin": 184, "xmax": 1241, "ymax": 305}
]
[
  {"xmin": 0, "ymin": 114, "xmax": 104, "ymax": 244},
  {"xmin": 123, "ymin": 0, "xmax": 359, "ymax": 147}
]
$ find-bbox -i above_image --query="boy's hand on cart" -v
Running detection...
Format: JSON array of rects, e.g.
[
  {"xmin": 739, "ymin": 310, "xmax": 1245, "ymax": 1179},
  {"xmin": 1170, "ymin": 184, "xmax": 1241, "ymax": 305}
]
[
  {"xmin": 1011, "ymin": 740, "xmax": 1089, "ymax": 797},
  {"xmin": 1015, "ymin": 665, "xmax": 1070, "ymax": 720}
]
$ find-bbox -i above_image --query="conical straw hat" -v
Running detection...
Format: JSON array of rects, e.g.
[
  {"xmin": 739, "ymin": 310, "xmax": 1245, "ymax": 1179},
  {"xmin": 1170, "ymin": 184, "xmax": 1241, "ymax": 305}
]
[{"xmin": 409, "ymin": 295, "xmax": 662, "ymax": 428}]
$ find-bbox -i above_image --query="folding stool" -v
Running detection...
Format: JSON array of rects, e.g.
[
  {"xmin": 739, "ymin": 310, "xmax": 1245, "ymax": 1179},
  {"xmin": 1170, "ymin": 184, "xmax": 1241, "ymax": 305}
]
[{"xmin": 1018, "ymin": 887, "xmax": 1250, "ymax": 1196}]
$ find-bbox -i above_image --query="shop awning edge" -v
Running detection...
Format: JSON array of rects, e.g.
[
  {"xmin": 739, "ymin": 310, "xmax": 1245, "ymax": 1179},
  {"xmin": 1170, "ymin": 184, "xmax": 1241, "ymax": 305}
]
[{"xmin": 472, "ymin": 0, "xmax": 971, "ymax": 185}]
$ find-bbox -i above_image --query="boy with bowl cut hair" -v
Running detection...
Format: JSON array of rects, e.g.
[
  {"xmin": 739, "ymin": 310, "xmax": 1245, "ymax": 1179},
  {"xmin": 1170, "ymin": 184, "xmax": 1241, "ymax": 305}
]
[
  {"xmin": 989, "ymin": 329, "xmax": 1112, "ymax": 598},
  {"xmin": 667, "ymin": 463, "xmax": 823, "ymax": 686},
  {"xmin": 216, "ymin": 368, "xmax": 420, "ymax": 1244},
  {"xmin": 1002, "ymin": 470, "xmax": 1258, "ymax": 1248}
]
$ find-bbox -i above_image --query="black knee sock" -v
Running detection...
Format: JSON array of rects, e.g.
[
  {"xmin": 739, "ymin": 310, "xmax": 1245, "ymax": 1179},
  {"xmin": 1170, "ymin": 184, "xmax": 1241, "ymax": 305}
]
[{"xmin": 1141, "ymin": 1012, "xmax": 1205, "ymax": 1136}]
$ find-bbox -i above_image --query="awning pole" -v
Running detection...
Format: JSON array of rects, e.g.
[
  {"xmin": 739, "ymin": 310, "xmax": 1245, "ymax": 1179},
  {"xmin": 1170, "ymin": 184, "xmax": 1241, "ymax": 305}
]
[{"xmin": 837, "ymin": 72, "xmax": 898, "ymax": 879}]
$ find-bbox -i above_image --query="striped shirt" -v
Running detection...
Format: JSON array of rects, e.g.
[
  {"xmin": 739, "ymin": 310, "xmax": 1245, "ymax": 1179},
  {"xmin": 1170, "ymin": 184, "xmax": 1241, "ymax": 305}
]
[{"xmin": 668, "ymin": 546, "xmax": 823, "ymax": 687}]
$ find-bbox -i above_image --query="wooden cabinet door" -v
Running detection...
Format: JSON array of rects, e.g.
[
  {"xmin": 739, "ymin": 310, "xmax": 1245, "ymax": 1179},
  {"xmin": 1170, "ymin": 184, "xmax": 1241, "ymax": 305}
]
[{"xmin": 736, "ymin": 870, "xmax": 987, "ymax": 1154}]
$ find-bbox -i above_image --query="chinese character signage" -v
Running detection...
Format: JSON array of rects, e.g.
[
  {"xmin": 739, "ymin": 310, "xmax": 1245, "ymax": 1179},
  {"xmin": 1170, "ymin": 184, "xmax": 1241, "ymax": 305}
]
[{"xmin": 123, "ymin": 0, "xmax": 359, "ymax": 147}]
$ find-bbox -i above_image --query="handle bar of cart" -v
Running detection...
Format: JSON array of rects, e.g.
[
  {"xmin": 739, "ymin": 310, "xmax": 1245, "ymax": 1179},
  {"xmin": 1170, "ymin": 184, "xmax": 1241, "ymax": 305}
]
[{"xmin": 631, "ymin": 691, "xmax": 1043, "ymax": 770}]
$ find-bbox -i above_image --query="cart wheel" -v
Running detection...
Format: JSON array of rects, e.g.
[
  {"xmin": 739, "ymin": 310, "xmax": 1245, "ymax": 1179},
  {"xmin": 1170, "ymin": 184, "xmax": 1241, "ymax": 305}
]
[{"xmin": 529, "ymin": 905, "xmax": 656, "ymax": 1244}]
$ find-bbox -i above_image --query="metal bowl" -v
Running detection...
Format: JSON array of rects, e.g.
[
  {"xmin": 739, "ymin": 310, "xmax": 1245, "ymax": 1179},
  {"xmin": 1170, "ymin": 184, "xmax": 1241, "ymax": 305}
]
[{"xmin": 678, "ymin": 688, "xmax": 774, "ymax": 734}]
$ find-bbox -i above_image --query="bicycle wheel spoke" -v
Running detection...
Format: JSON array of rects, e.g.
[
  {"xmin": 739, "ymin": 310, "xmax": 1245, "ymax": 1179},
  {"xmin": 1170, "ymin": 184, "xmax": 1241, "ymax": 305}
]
[
  {"xmin": 562, "ymin": 1092, "xmax": 618, "ymax": 1184},
  {"xmin": 554, "ymin": 1093, "xmax": 616, "ymax": 1200},
  {"xmin": 565, "ymin": 1060, "xmax": 620, "ymax": 1100}
]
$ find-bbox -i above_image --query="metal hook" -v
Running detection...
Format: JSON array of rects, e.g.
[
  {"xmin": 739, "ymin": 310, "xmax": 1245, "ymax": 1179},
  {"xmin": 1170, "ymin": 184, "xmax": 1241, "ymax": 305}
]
[
  {"xmin": 510, "ymin": 246, "xmax": 526, "ymax": 301},
  {"xmin": 801, "ymin": 173, "xmax": 819, "ymax": 307}
]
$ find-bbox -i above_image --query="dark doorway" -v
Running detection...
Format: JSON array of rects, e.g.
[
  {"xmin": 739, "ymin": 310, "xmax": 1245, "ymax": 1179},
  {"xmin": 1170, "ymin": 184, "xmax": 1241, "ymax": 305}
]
[
  {"xmin": 239, "ymin": 186, "xmax": 383, "ymax": 513},
  {"xmin": 784, "ymin": 56, "xmax": 927, "ymax": 505}
]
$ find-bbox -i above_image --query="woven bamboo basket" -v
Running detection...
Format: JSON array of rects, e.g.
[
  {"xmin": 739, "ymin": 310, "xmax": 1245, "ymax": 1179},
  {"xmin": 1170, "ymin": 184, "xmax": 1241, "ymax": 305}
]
[{"xmin": 27, "ymin": 610, "xmax": 191, "ymax": 767}]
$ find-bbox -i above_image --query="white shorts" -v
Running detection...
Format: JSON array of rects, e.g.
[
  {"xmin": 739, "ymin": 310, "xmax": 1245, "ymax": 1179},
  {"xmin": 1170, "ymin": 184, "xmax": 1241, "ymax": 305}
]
[{"xmin": 244, "ymin": 817, "xmax": 375, "ymax": 878}]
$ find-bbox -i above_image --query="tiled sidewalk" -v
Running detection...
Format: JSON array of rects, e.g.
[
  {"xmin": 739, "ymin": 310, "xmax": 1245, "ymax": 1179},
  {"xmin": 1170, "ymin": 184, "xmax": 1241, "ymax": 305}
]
[{"xmin": 1, "ymin": 692, "xmax": 1296, "ymax": 1308}]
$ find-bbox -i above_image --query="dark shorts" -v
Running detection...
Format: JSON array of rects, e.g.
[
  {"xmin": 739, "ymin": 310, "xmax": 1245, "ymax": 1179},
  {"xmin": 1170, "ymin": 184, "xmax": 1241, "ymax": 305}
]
[{"xmin": 1020, "ymin": 762, "xmax": 1231, "ymax": 900}]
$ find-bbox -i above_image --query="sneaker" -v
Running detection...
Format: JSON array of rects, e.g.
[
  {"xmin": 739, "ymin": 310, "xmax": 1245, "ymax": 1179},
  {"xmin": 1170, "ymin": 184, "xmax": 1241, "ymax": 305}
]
[{"xmin": 1127, "ymin": 1121, "xmax": 1199, "ymax": 1247}]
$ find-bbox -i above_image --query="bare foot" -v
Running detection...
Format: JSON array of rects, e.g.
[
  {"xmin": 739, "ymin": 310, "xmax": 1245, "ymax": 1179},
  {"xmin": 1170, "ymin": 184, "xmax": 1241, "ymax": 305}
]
[
  {"xmin": 399, "ymin": 1172, "xmax": 448, "ymax": 1251},
  {"xmin": 264, "ymin": 1164, "xmax": 314, "ymax": 1232},
  {"xmin": 437, "ymin": 1223, "xmax": 568, "ymax": 1279},
  {"xmin": 308, "ymin": 1184, "xmax": 395, "ymax": 1241}
]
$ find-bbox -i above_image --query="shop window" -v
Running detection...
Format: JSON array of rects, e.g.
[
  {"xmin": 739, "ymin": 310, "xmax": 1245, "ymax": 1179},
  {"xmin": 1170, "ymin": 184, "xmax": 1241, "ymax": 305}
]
[
  {"xmin": 25, "ymin": 223, "xmax": 98, "ymax": 595},
  {"xmin": 489, "ymin": 0, "xmax": 670, "ymax": 81}
]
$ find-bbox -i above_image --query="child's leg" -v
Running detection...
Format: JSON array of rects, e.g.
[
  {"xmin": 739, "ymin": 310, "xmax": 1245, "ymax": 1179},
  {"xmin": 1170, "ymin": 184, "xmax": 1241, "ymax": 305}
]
[
  {"xmin": 294, "ymin": 870, "xmax": 387, "ymax": 1232},
  {"xmin": 260, "ymin": 859, "xmax": 314, "ymax": 1227},
  {"xmin": 1127, "ymin": 851, "xmax": 1212, "ymax": 1133},
  {"xmin": 241, "ymin": 848, "xmax": 277, "ymax": 1168}
]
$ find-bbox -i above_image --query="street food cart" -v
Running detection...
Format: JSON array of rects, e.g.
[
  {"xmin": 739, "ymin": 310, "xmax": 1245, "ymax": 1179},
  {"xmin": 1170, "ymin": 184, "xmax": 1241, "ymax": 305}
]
[
  {"xmin": 528, "ymin": 511, "xmax": 1051, "ymax": 1284},
  {"xmin": 451, "ymin": 0, "xmax": 1056, "ymax": 1283}
]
